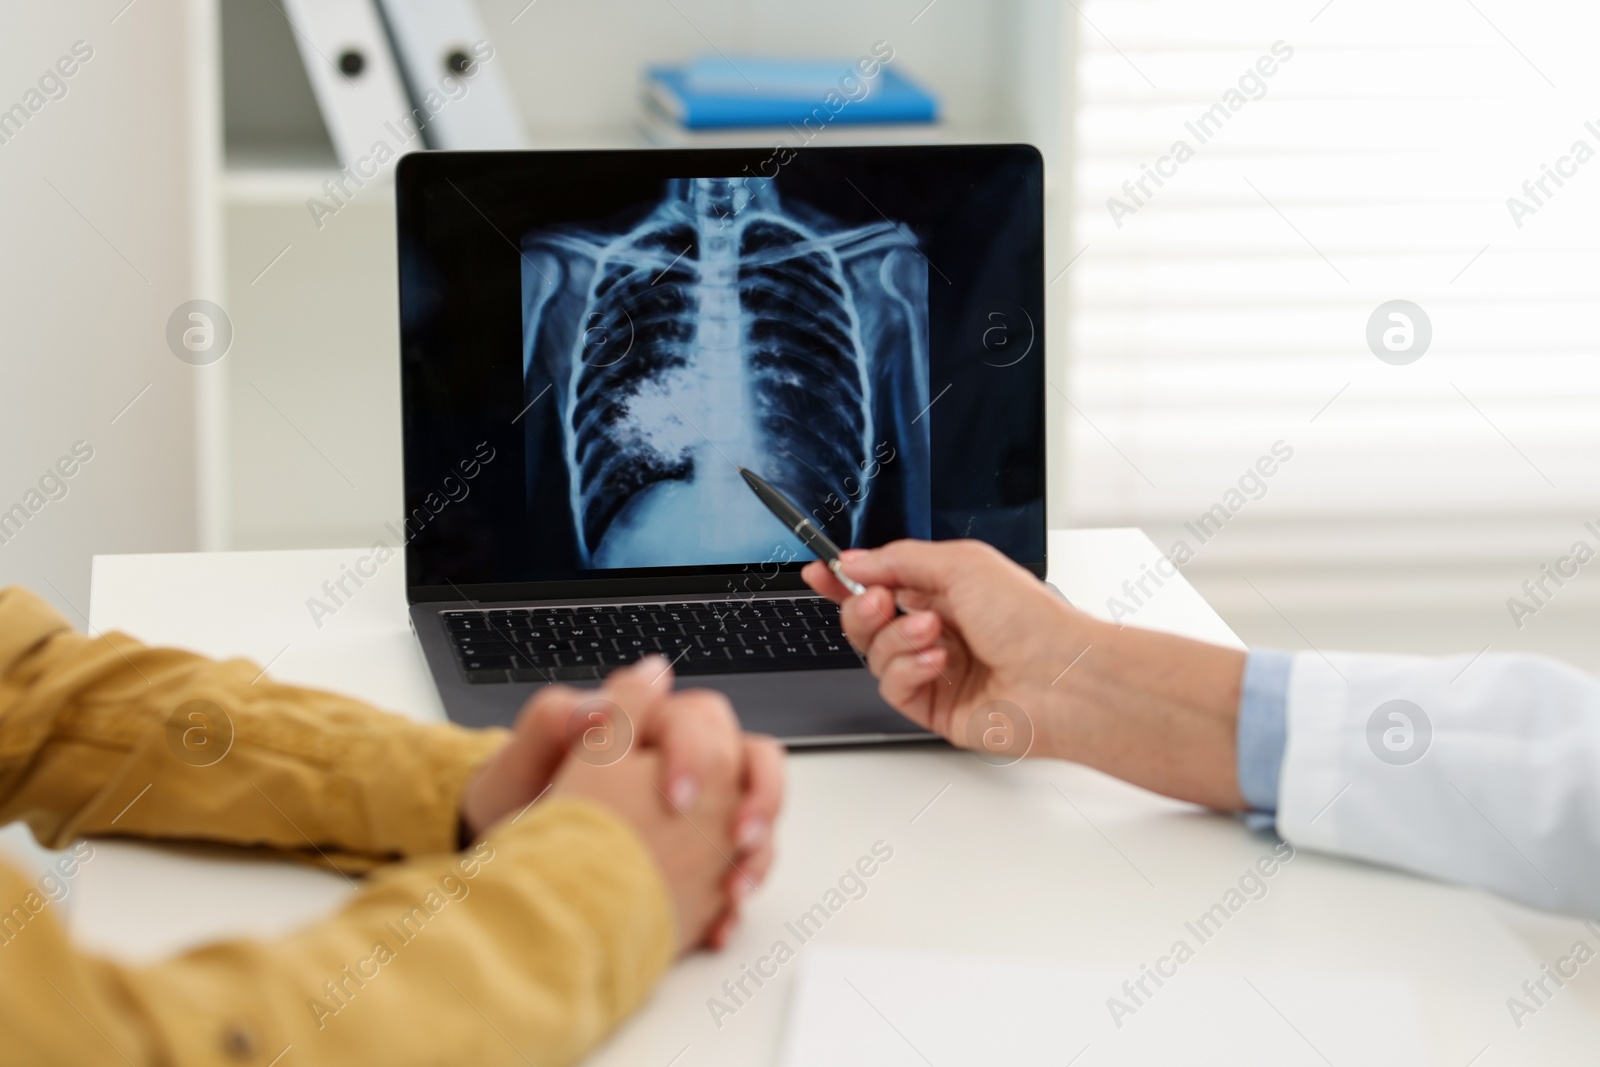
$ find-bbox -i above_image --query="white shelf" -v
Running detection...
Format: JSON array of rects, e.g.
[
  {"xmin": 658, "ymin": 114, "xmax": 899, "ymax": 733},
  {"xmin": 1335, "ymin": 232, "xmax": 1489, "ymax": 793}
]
[
  {"xmin": 223, "ymin": 167, "xmax": 387, "ymax": 205},
  {"xmin": 221, "ymin": 125, "xmax": 1043, "ymax": 207}
]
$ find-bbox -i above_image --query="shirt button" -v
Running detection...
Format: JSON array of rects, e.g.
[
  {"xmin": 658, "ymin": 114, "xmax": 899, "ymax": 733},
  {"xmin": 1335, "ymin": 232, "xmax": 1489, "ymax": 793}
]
[{"xmin": 221, "ymin": 1024, "xmax": 256, "ymax": 1060}]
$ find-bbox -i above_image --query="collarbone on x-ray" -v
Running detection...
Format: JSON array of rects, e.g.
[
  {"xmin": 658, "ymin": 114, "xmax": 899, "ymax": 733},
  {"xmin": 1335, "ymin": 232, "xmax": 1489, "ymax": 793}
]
[{"xmin": 521, "ymin": 175, "xmax": 930, "ymax": 568}]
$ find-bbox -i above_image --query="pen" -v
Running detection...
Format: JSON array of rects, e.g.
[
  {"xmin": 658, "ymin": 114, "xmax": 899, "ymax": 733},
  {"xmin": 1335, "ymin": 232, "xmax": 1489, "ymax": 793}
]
[{"xmin": 738, "ymin": 467, "xmax": 869, "ymax": 597}]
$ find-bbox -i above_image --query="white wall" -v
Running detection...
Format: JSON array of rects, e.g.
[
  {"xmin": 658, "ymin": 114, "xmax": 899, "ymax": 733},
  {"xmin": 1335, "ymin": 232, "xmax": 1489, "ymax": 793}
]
[
  {"xmin": 223, "ymin": 186, "xmax": 402, "ymax": 549},
  {"xmin": 0, "ymin": 1, "xmax": 215, "ymax": 616}
]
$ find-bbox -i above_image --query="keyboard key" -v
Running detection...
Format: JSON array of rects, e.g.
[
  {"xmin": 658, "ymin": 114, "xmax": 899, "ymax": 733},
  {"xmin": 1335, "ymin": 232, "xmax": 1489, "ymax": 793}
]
[
  {"xmin": 759, "ymin": 653, "xmax": 828, "ymax": 673},
  {"xmin": 453, "ymin": 640, "xmax": 517, "ymax": 658},
  {"xmin": 674, "ymin": 646, "xmax": 732, "ymax": 675},
  {"xmin": 464, "ymin": 654, "xmax": 523, "ymax": 670},
  {"xmin": 452, "ymin": 630, "xmax": 512, "ymax": 646},
  {"xmin": 465, "ymin": 669, "xmax": 507, "ymax": 684},
  {"xmin": 716, "ymin": 655, "xmax": 784, "ymax": 671},
  {"xmin": 445, "ymin": 616, "xmax": 490, "ymax": 632},
  {"xmin": 550, "ymin": 665, "xmax": 599, "ymax": 681},
  {"xmin": 509, "ymin": 667, "xmax": 553, "ymax": 683}
]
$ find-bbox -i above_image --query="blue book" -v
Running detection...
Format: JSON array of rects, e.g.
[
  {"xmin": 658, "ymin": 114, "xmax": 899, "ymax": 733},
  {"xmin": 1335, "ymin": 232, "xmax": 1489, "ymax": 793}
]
[{"xmin": 645, "ymin": 57, "xmax": 939, "ymax": 131}]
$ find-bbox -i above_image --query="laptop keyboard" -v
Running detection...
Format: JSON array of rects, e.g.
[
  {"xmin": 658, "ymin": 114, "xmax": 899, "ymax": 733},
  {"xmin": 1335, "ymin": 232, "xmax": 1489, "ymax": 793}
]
[{"xmin": 443, "ymin": 598, "xmax": 865, "ymax": 684}]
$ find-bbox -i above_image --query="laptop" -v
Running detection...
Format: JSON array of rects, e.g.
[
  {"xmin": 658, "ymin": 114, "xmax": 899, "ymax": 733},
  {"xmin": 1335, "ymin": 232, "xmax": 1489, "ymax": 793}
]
[{"xmin": 395, "ymin": 145, "xmax": 1046, "ymax": 744}]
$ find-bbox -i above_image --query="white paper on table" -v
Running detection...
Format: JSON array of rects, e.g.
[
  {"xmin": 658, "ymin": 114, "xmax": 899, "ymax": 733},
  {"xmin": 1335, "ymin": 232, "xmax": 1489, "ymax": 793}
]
[{"xmin": 778, "ymin": 944, "xmax": 1432, "ymax": 1067}]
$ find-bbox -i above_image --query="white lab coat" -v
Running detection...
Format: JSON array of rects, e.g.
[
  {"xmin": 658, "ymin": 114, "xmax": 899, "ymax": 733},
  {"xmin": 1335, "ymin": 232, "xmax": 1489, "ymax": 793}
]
[{"xmin": 1277, "ymin": 651, "xmax": 1600, "ymax": 917}]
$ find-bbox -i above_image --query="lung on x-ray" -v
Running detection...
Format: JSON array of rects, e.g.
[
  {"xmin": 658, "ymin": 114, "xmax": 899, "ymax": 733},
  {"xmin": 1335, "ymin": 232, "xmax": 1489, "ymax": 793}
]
[{"xmin": 519, "ymin": 175, "xmax": 931, "ymax": 569}]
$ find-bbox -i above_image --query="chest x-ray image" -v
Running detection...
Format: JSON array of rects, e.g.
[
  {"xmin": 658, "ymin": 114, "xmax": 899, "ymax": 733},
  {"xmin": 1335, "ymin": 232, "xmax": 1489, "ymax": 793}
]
[{"xmin": 519, "ymin": 175, "xmax": 931, "ymax": 569}]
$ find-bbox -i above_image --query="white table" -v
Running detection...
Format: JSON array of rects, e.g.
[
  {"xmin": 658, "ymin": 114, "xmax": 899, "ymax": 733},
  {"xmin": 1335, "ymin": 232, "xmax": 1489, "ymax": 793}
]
[{"xmin": 80, "ymin": 529, "xmax": 1599, "ymax": 1064}]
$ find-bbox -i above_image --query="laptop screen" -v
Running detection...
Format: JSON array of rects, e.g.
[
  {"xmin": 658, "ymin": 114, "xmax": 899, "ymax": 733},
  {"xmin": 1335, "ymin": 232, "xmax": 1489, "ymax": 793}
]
[{"xmin": 397, "ymin": 146, "xmax": 1045, "ymax": 600}]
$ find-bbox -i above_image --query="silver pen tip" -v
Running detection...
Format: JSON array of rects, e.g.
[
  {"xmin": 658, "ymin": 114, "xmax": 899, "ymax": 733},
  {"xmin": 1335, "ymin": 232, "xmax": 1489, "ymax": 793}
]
[{"xmin": 829, "ymin": 559, "xmax": 868, "ymax": 597}]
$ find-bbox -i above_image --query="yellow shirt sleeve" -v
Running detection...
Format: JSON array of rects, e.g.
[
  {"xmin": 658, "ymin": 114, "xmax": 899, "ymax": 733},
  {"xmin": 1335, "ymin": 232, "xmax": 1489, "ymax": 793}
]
[
  {"xmin": 1, "ymin": 799, "xmax": 676, "ymax": 1066},
  {"xmin": 0, "ymin": 585, "xmax": 678, "ymax": 1064},
  {"xmin": 0, "ymin": 585, "xmax": 505, "ymax": 871}
]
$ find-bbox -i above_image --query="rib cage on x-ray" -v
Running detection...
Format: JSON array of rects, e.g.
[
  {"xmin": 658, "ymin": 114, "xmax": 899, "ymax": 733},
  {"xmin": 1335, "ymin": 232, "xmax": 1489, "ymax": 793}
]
[{"xmin": 520, "ymin": 177, "xmax": 929, "ymax": 568}]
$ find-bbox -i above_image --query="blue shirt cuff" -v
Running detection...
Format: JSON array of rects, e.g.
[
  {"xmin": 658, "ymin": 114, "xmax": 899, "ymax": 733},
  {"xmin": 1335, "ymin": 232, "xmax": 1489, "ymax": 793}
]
[{"xmin": 1236, "ymin": 649, "xmax": 1293, "ymax": 829}]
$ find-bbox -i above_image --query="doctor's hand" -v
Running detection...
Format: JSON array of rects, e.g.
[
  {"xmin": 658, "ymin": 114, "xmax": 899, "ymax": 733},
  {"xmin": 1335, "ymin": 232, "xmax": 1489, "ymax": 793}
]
[
  {"xmin": 803, "ymin": 540, "xmax": 1088, "ymax": 759},
  {"xmin": 804, "ymin": 540, "xmax": 1249, "ymax": 811}
]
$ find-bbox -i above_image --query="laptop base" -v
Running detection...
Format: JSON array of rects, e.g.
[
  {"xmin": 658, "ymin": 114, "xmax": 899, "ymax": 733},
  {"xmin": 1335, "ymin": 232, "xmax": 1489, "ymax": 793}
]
[{"xmin": 410, "ymin": 603, "xmax": 934, "ymax": 743}]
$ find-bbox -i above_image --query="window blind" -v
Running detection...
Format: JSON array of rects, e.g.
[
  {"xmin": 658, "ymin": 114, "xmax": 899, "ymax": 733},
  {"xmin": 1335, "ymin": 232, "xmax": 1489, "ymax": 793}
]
[{"xmin": 1063, "ymin": 0, "xmax": 1600, "ymax": 585}]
